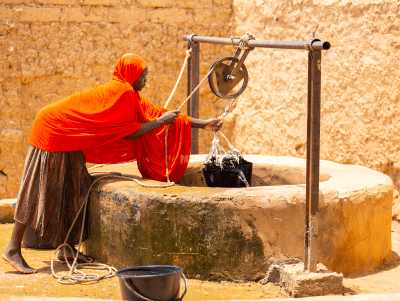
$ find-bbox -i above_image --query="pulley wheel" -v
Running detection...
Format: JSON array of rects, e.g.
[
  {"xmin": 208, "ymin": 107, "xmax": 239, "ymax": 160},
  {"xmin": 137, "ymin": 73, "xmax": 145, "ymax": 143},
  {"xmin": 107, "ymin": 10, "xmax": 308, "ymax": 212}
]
[{"xmin": 208, "ymin": 57, "xmax": 249, "ymax": 99}]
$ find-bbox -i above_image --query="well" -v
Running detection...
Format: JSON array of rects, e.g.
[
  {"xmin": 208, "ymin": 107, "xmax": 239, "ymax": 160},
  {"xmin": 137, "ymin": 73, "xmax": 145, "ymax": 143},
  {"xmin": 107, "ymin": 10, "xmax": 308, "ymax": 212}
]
[{"xmin": 84, "ymin": 155, "xmax": 393, "ymax": 280}]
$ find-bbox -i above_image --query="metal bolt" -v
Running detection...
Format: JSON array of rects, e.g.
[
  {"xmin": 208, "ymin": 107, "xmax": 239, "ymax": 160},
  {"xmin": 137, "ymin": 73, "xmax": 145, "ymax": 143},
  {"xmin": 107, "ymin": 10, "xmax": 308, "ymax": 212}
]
[{"xmin": 226, "ymin": 74, "xmax": 235, "ymax": 81}]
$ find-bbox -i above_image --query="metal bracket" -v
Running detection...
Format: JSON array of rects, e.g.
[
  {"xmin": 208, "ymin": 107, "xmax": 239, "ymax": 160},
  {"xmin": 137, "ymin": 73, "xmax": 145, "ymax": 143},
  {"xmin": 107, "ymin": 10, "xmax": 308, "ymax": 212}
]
[
  {"xmin": 188, "ymin": 33, "xmax": 198, "ymax": 44},
  {"xmin": 304, "ymin": 31, "xmax": 320, "ymax": 59}
]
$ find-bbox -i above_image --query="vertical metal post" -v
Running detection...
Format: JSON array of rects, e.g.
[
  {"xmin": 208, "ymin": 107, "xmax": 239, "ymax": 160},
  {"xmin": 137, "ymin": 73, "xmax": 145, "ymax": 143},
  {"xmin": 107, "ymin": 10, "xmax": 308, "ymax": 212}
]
[
  {"xmin": 187, "ymin": 41, "xmax": 200, "ymax": 154},
  {"xmin": 304, "ymin": 51, "xmax": 312, "ymax": 271},
  {"xmin": 187, "ymin": 42, "xmax": 191, "ymax": 121},
  {"xmin": 304, "ymin": 49, "xmax": 321, "ymax": 273}
]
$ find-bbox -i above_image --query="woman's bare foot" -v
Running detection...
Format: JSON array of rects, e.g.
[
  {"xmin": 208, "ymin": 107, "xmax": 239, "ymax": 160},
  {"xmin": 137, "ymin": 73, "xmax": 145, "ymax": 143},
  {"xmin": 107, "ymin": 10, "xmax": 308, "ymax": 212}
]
[
  {"xmin": 2, "ymin": 248, "xmax": 37, "ymax": 274},
  {"xmin": 57, "ymin": 246, "xmax": 94, "ymax": 263}
]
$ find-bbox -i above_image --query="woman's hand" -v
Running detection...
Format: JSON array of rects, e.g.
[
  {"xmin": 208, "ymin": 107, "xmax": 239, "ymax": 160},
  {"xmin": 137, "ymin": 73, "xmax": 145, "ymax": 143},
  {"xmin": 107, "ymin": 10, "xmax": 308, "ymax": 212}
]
[
  {"xmin": 157, "ymin": 110, "xmax": 180, "ymax": 125},
  {"xmin": 125, "ymin": 110, "xmax": 180, "ymax": 140},
  {"xmin": 204, "ymin": 118, "xmax": 223, "ymax": 132}
]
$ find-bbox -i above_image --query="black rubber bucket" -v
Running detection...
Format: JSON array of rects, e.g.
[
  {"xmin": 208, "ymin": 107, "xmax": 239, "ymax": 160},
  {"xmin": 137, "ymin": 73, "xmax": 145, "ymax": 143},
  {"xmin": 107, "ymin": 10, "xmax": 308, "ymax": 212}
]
[
  {"xmin": 203, "ymin": 160, "xmax": 253, "ymax": 188},
  {"xmin": 116, "ymin": 265, "xmax": 187, "ymax": 301}
]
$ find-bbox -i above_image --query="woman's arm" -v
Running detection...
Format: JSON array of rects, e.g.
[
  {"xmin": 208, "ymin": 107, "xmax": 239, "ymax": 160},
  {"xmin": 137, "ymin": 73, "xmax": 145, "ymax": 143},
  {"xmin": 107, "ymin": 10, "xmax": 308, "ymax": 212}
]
[
  {"xmin": 124, "ymin": 110, "xmax": 180, "ymax": 140},
  {"xmin": 191, "ymin": 118, "xmax": 222, "ymax": 132},
  {"xmin": 125, "ymin": 112, "xmax": 223, "ymax": 140}
]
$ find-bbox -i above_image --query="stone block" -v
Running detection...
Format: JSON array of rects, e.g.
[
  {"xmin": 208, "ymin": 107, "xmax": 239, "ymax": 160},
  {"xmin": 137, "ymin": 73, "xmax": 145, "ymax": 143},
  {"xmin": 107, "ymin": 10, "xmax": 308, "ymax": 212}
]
[
  {"xmin": 19, "ymin": 7, "xmax": 61, "ymax": 22},
  {"xmin": 137, "ymin": 0, "xmax": 175, "ymax": 8},
  {"xmin": 0, "ymin": 198, "xmax": 17, "ymax": 224},
  {"xmin": 34, "ymin": 0, "xmax": 79, "ymax": 4},
  {"xmin": 0, "ymin": 7, "xmax": 13, "ymax": 19},
  {"xmin": 81, "ymin": 0, "xmax": 119, "ymax": 6},
  {"xmin": 279, "ymin": 262, "xmax": 343, "ymax": 297},
  {"xmin": 108, "ymin": 7, "xmax": 146, "ymax": 23},
  {"xmin": 62, "ymin": 8, "xmax": 103, "ymax": 22},
  {"xmin": 150, "ymin": 9, "xmax": 188, "ymax": 23}
]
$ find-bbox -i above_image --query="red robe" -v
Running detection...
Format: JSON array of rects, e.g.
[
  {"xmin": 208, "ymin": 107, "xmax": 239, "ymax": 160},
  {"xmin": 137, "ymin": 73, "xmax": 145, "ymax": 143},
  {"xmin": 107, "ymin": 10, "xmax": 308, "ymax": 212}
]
[{"xmin": 29, "ymin": 54, "xmax": 191, "ymax": 183}]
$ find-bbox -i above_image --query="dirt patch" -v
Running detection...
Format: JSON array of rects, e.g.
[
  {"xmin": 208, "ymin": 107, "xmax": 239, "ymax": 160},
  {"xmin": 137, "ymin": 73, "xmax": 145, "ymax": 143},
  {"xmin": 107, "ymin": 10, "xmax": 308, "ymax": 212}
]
[{"xmin": 342, "ymin": 220, "xmax": 400, "ymax": 295}]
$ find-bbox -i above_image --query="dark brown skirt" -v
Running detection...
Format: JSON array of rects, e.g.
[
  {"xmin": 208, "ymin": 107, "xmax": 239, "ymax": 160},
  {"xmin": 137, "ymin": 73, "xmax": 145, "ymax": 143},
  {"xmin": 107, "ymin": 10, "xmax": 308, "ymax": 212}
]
[{"xmin": 14, "ymin": 146, "xmax": 93, "ymax": 247}]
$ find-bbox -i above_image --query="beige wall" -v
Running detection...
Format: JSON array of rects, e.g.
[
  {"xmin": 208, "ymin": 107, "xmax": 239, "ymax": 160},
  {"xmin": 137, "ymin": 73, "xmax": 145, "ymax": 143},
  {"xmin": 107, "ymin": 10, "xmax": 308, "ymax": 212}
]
[
  {"xmin": 0, "ymin": 0, "xmax": 234, "ymax": 198},
  {"xmin": 2, "ymin": 0, "xmax": 400, "ymax": 209}
]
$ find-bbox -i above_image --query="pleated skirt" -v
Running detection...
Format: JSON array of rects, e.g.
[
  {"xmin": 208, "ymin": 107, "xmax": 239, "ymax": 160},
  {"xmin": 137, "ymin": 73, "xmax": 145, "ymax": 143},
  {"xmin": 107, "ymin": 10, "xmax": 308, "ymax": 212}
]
[{"xmin": 14, "ymin": 145, "xmax": 93, "ymax": 247}]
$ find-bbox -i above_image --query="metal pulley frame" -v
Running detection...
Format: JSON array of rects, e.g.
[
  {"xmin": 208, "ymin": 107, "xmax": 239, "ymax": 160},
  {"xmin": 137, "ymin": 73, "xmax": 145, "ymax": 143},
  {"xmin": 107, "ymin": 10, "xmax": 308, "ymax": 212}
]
[
  {"xmin": 208, "ymin": 33, "xmax": 255, "ymax": 99},
  {"xmin": 183, "ymin": 32, "xmax": 331, "ymax": 274}
]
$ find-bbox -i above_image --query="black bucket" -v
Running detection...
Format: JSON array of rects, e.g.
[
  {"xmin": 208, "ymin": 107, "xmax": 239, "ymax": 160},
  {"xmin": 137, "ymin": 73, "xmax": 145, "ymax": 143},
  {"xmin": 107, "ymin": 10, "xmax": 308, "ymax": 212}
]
[
  {"xmin": 203, "ymin": 158, "xmax": 253, "ymax": 188},
  {"xmin": 116, "ymin": 265, "xmax": 187, "ymax": 301}
]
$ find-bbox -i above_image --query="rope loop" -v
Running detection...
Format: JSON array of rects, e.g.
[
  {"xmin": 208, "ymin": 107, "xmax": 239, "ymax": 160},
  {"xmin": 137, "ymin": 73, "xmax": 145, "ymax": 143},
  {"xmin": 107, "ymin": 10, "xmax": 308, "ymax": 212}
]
[{"xmin": 238, "ymin": 32, "xmax": 256, "ymax": 50}]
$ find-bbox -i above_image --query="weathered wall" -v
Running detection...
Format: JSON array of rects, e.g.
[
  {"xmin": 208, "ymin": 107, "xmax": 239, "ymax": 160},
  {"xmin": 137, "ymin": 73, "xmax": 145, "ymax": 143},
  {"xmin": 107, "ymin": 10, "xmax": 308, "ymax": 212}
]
[
  {"xmin": 0, "ymin": 0, "xmax": 234, "ymax": 199},
  {"xmin": 224, "ymin": 0, "xmax": 400, "ymax": 214}
]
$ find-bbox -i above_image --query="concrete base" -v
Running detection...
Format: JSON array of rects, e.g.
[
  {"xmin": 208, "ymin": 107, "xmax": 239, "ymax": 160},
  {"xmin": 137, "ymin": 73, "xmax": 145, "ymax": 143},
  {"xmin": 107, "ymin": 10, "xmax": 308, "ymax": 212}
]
[
  {"xmin": 0, "ymin": 198, "xmax": 16, "ymax": 223},
  {"xmin": 284, "ymin": 263, "xmax": 343, "ymax": 297},
  {"xmin": 262, "ymin": 260, "xmax": 343, "ymax": 297}
]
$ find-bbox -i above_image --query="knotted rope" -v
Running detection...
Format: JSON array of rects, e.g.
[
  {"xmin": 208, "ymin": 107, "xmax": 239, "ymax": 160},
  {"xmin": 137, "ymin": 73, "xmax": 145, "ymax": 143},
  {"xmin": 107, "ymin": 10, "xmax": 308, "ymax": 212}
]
[{"xmin": 230, "ymin": 32, "xmax": 256, "ymax": 51}]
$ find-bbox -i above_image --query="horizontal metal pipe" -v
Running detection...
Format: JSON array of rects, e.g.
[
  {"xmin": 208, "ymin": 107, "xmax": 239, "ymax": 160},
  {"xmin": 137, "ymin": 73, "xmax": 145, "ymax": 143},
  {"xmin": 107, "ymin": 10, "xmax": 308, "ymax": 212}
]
[{"xmin": 183, "ymin": 35, "xmax": 331, "ymax": 51}]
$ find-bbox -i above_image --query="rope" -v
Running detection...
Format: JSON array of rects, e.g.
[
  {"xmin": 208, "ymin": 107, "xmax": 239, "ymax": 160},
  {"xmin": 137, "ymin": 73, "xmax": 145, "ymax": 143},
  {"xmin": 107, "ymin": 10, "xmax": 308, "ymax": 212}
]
[
  {"xmin": 218, "ymin": 97, "xmax": 237, "ymax": 122},
  {"xmin": 230, "ymin": 32, "xmax": 256, "ymax": 50},
  {"xmin": 163, "ymin": 66, "xmax": 215, "ymax": 183},
  {"xmin": 51, "ymin": 174, "xmax": 174, "ymax": 285},
  {"xmin": 164, "ymin": 49, "xmax": 192, "ymax": 109},
  {"xmin": 238, "ymin": 32, "xmax": 256, "ymax": 50},
  {"xmin": 162, "ymin": 52, "xmax": 216, "ymax": 183},
  {"xmin": 177, "ymin": 67, "xmax": 214, "ymax": 111}
]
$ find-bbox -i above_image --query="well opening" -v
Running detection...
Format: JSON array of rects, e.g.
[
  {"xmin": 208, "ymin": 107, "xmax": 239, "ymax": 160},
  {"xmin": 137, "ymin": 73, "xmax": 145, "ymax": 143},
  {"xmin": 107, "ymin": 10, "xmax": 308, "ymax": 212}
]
[{"xmin": 177, "ymin": 156, "xmax": 331, "ymax": 187}]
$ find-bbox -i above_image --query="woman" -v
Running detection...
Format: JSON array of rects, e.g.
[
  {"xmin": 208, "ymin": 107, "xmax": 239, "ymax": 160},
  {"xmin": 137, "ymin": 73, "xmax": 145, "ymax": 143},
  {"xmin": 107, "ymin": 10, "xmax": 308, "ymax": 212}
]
[{"xmin": 2, "ymin": 54, "xmax": 221, "ymax": 274}]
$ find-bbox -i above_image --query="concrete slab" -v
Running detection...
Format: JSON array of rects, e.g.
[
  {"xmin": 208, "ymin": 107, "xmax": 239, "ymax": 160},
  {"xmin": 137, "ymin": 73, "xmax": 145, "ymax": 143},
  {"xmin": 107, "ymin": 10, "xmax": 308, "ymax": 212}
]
[
  {"xmin": 261, "ymin": 259, "xmax": 343, "ymax": 298},
  {"xmin": 0, "ymin": 198, "xmax": 16, "ymax": 224},
  {"xmin": 280, "ymin": 262, "xmax": 342, "ymax": 297}
]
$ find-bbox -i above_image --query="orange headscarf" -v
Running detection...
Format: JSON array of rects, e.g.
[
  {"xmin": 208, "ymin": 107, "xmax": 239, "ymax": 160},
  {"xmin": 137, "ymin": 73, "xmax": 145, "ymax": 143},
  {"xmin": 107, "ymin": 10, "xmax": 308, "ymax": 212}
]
[{"xmin": 29, "ymin": 54, "xmax": 191, "ymax": 182}]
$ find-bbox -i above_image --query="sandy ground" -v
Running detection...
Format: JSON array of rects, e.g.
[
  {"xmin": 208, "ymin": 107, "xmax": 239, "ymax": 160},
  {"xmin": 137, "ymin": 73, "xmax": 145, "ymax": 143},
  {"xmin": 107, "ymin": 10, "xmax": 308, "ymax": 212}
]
[
  {"xmin": 0, "ymin": 223, "xmax": 287, "ymax": 300},
  {"xmin": 0, "ymin": 221, "xmax": 399, "ymax": 299},
  {"xmin": 341, "ymin": 220, "xmax": 400, "ymax": 295}
]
